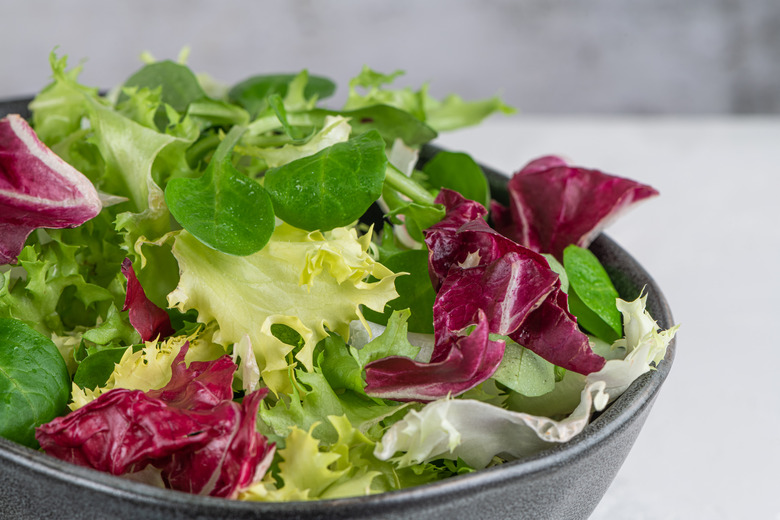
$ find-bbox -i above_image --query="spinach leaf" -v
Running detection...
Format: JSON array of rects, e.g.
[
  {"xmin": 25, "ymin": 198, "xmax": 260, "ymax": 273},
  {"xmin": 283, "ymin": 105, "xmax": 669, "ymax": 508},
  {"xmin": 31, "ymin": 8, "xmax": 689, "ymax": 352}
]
[
  {"xmin": 563, "ymin": 245, "xmax": 622, "ymax": 342},
  {"xmin": 422, "ymin": 150, "xmax": 490, "ymax": 210},
  {"xmin": 0, "ymin": 318, "xmax": 70, "ymax": 448},
  {"xmin": 165, "ymin": 125, "xmax": 275, "ymax": 256},
  {"xmin": 264, "ymin": 130, "xmax": 387, "ymax": 231},
  {"xmin": 362, "ymin": 249, "xmax": 436, "ymax": 334}
]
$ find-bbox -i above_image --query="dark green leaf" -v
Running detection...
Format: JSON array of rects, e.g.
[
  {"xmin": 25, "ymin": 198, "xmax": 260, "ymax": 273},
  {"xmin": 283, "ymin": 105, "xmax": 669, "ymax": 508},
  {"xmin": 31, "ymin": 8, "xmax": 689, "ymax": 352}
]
[
  {"xmin": 0, "ymin": 318, "xmax": 70, "ymax": 448},
  {"xmin": 563, "ymin": 245, "xmax": 622, "ymax": 342},
  {"xmin": 120, "ymin": 60, "xmax": 206, "ymax": 114},
  {"xmin": 165, "ymin": 126, "xmax": 275, "ymax": 256},
  {"xmin": 264, "ymin": 131, "xmax": 387, "ymax": 231},
  {"xmin": 228, "ymin": 73, "xmax": 336, "ymax": 117},
  {"xmin": 362, "ymin": 250, "xmax": 436, "ymax": 334},
  {"xmin": 422, "ymin": 151, "xmax": 490, "ymax": 210},
  {"xmin": 73, "ymin": 346, "xmax": 128, "ymax": 391}
]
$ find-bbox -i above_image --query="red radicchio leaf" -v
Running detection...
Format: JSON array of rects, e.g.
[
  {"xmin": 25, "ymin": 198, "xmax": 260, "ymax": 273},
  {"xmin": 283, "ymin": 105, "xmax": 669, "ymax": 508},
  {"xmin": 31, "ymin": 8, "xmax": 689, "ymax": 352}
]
[
  {"xmin": 494, "ymin": 155, "xmax": 659, "ymax": 260},
  {"xmin": 430, "ymin": 189, "xmax": 603, "ymax": 374},
  {"xmin": 0, "ymin": 114, "xmax": 102, "ymax": 264},
  {"xmin": 35, "ymin": 344, "xmax": 275, "ymax": 498},
  {"xmin": 431, "ymin": 251, "xmax": 558, "ymax": 350},
  {"xmin": 510, "ymin": 287, "xmax": 605, "ymax": 374},
  {"xmin": 121, "ymin": 258, "xmax": 175, "ymax": 342},
  {"xmin": 364, "ymin": 310, "xmax": 505, "ymax": 401}
]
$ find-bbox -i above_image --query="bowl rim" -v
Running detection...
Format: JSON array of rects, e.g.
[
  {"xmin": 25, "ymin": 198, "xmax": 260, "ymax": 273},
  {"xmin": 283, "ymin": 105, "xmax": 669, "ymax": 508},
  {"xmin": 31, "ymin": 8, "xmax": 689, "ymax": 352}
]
[{"xmin": 0, "ymin": 98, "xmax": 676, "ymax": 515}]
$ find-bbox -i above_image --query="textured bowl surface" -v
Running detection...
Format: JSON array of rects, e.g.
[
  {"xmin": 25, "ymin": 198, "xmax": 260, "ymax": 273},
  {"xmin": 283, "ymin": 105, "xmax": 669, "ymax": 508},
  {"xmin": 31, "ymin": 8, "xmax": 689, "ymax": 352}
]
[{"xmin": 0, "ymin": 100, "xmax": 675, "ymax": 520}]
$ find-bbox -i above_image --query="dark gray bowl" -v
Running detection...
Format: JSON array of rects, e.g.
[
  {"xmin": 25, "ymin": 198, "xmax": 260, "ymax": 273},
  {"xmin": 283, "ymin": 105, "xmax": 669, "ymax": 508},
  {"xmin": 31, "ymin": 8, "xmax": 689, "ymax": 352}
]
[{"xmin": 0, "ymin": 99, "xmax": 675, "ymax": 520}]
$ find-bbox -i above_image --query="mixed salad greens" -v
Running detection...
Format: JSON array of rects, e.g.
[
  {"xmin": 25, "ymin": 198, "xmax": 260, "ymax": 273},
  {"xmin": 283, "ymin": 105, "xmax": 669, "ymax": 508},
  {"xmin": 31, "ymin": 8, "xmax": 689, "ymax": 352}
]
[{"xmin": 0, "ymin": 51, "xmax": 678, "ymax": 500}]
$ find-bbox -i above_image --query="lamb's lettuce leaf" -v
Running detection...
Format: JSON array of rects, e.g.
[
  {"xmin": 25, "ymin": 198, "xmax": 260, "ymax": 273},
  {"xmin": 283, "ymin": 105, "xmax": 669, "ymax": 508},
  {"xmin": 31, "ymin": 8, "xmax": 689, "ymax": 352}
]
[{"xmin": 0, "ymin": 318, "xmax": 70, "ymax": 448}]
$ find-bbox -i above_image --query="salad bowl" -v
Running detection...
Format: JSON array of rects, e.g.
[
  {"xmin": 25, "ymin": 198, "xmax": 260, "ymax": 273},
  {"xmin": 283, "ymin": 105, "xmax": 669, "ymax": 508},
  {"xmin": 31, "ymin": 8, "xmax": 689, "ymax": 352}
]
[{"xmin": 0, "ymin": 98, "xmax": 675, "ymax": 520}]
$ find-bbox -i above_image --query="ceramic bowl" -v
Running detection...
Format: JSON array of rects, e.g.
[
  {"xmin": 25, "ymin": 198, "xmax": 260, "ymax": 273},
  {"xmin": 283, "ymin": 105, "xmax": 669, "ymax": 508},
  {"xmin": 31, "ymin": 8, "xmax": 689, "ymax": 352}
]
[{"xmin": 0, "ymin": 99, "xmax": 675, "ymax": 520}]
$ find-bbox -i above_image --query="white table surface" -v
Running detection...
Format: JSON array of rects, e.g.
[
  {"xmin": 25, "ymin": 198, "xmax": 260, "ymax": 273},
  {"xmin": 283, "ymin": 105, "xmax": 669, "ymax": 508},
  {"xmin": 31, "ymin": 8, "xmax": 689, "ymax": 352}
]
[{"xmin": 436, "ymin": 116, "xmax": 780, "ymax": 520}]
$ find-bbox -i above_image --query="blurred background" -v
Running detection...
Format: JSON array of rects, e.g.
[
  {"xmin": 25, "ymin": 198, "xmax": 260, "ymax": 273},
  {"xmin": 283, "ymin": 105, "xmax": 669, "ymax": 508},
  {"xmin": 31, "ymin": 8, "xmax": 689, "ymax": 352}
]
[{"xmin": 1, "ymin": 0, "xmax": 778, "ymax": 114}]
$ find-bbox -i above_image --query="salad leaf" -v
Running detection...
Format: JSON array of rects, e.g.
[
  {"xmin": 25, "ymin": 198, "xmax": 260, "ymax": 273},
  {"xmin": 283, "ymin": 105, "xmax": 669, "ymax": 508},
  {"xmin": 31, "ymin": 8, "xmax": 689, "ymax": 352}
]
[
  {"xmin": 263, "ymin": 131, "xmax": 387, "ymax": 232},
  {"xmin": 72, "ymin": 345, "xmax": 128, "ymax": 391},
  {"xmin": 424, "ymin": 190, "xmax": 605, "ymax": 375},
  {"xmin": 0, "ymin": 318, "xmax": 70, "ymax": 448},
  {"xmin": 354, "ymin": 309, "xmax": 421, "ymax": 369},
  {"xmin": 0, "ymin": 237, "xmax": 116, "ymax": 338},
  {"xmin": 493, "ymin": 155, "xmax": 659, "ymax": 259},
  {"xmin": 241, "ymin": 115, "xmax": 351, "ymax": 169},
  {"xmin": 364, "ymin": 310, "xmax": 505, "ymax": 401},
  {"xmin": 361, "ymin": 250, "xmax": 436, "ymax": 334},
  {"xmin": 375, "ymin": 295, "xmax": 678, "ymax": 469},
  {"xmin": 344, "ymin": 66, "xmax": 515, "ymax": 132},
  {"xmin": 69, "ymin": 329, "xmax": 225, "ymax": 410},
  {"xmin": 490, "ymin": 336, "xmax": 556, "ymax": 397},
  {"xmin": 563, "ymin": 244, "xmax": 622, "ymax": 342},
  {"xmin": 121, "ymin": 258, "xmax": 174, "ymax": 341},
  {"xmin": 119, "ymin": 60, "xmax": 207, "ymax": 128},
  {"xmin": 421, "ymin": 150, "xmax": 490, "ymax": 211},
  {"xmin": 37, "ymin": 345, "xmax": 275, "ymax": 498},
  {"xmin": 167, "ymin": 224, "xmax": 399, "ymax": 394},
  {"xmin": 321, "ymin": 105, "xmax": 437, "ymax": 147},
  {"xmin": 165, "ymin": 125, "xmax": 276, "ymax": 256},
  {"xmin": 316, "ymin": 333, "xmax": 365, "ymax": 394},
  {"xmin": 0, "ymin": 114, "xmax": 102, "ymax": 264}
]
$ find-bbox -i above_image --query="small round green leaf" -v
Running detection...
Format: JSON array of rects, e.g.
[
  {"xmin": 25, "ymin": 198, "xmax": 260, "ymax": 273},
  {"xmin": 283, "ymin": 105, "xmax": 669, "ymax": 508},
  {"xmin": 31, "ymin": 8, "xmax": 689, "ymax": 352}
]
[{"xmin": 264, "ymin": 130, "xmax": 387, "ymax": 231}]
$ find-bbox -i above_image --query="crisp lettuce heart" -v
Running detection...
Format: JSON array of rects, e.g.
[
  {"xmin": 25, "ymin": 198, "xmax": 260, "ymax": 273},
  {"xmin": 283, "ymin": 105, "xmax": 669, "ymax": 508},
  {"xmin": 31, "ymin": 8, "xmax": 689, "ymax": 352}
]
[{"xmin": 167, "ymin": 223, "xmax": 399, "ymax": 394}]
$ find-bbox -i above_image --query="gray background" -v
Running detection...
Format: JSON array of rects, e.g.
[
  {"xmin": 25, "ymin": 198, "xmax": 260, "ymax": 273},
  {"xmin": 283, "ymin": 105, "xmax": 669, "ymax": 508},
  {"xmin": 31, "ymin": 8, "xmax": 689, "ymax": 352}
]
[{"xmin": 1, "ymin": 0, "xmax": 778, "ymax": 114}]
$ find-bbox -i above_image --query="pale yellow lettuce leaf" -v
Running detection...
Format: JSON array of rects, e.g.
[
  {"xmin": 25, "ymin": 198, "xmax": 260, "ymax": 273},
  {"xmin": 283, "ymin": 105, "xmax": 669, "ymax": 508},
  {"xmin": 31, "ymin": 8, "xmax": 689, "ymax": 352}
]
[{"xmin": 167, "ymin": 223, "xmax": 399, "ymax": 394}]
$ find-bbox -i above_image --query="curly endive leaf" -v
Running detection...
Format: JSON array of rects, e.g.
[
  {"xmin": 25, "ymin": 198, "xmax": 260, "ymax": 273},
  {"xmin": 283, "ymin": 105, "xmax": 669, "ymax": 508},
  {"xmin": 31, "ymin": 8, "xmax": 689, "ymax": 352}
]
[{"xmin": 167, "ymin": 223, "xmax": 399, "ymax": 394}]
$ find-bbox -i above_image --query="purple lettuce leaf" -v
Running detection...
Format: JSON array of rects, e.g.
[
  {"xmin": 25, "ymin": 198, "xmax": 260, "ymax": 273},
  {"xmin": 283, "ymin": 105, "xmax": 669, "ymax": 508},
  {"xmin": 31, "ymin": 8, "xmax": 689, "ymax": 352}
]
[
  {"xmin": 431, "ymin": 251, "xmax": 558, "ymax": 350},
  {"xmin": 36, "ymin": 344, "xmax": 274, "ymax": 498},
  {"xmin": 510, "ymin": 287, "xmax": 606, "ymax": 374},
  {"xmin": 493, "ymin": 155, "xmax": 659, "ymax": 259},
  {"xmin": 121, "ymin": 258, "xmax": 175, "ymax": 342},
  {"xmin": 0, "ymin": 114, "xmax": 101, "ymax": 264},
  {"xmin": 364, "ymin": 310, "xmax": 505, "ymax": 401},
  {"xmin": 365, "ymin": 188, "xmax": 605, "ymax": 400}
]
